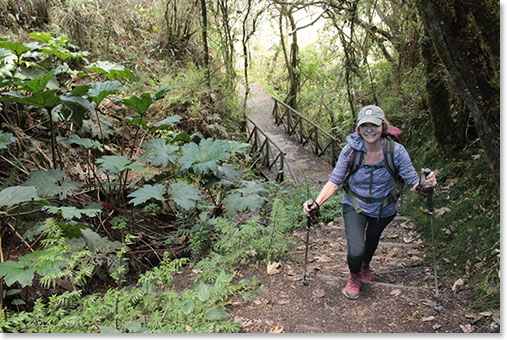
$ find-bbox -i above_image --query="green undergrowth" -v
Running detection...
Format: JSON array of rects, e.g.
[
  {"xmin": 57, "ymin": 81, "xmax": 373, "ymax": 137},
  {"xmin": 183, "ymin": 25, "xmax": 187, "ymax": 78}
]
[
  {"xmin": 402, "ymin": 150, "xmax": 499, "ymax": 310},
  {"xmin": 0, "ymin": 255, "xmax": 258, "ymax": 333},
  {"xmin": 0, "ymin": 32, "xmax": 285, "ymax": 333}
]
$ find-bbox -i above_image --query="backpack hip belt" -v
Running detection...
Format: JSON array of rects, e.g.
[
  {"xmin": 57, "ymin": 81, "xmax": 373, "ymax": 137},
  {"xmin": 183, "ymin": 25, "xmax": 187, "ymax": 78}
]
[{"xmin": 346, "ymin": 187, "xmax": 399, "ymax": 215}]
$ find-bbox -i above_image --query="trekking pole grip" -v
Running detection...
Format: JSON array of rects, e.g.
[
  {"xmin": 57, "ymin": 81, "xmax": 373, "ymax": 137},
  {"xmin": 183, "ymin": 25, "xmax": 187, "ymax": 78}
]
[
  {"xmin": 423, "ymin": 168, "xmax": 434, "ymax": 213},
  {"xmin": 305, "ymin": 199, "xmax": 318, "ymax": 227}
]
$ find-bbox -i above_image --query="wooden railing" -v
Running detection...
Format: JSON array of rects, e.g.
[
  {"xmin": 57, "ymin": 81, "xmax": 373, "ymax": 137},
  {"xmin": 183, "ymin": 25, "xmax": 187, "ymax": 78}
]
[
  {"xmin": 272, "ymin": 97, "xmax": 340, "ymax": 166},
  {"xmin": 246, "ymin": 117, "xmax": 297, "ymax": 183}
]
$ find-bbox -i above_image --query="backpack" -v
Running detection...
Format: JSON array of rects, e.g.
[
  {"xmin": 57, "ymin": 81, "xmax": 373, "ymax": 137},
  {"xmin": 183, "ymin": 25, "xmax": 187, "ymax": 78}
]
[{"xmin": 342, "ymin": 130, "xmax": 404, "ymax": 217}]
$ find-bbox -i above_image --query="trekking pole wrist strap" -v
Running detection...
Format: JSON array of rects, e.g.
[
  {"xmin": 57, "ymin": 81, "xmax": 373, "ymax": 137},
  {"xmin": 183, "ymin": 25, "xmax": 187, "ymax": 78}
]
[{"xmin": 415, "ymin": 183, "xmax": 428, "ymax": 196}]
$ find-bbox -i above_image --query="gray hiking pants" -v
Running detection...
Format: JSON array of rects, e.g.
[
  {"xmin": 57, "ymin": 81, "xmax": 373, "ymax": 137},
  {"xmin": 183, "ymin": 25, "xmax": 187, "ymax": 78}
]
[{"xmin": 342, "ymin": 204, "xmax": 396, "ymax": 274}]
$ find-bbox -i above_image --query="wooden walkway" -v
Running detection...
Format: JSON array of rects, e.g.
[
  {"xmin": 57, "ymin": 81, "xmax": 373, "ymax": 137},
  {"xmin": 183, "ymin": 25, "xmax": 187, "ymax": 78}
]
[{"xmin": 245, "ymin": 84, "xmax": 334, "ymax": 187}]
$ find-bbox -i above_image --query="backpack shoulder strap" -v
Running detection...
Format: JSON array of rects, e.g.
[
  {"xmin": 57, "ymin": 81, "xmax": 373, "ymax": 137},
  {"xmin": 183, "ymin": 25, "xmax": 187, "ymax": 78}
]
[
  {"xmin": 383, "ymin": 137, "xmax": 397, "ymax": 179},
  {"xmin": 347, "ymin": 148, "xmax": 364, "ymax": 176},
  {"xmin": 342, "ymin": 146, "xmax": 363, "ymax": 192}
]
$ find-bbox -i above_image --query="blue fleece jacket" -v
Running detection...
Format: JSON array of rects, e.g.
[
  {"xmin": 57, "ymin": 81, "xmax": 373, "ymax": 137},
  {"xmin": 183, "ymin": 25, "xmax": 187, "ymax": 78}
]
[{"xmin": 328, "ymin": 132, "xmax": 420, "ymax": 218}]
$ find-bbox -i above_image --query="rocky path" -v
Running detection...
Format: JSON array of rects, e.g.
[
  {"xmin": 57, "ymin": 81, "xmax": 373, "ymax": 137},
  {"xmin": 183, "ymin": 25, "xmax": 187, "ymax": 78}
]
[{"xmin": 227, "ymin": 83, "xmax": 499, "ymax": 333}]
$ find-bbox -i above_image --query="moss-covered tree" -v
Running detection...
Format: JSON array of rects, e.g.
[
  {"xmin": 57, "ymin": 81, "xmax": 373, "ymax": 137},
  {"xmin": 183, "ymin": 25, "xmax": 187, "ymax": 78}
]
[{"xmin": 415, "ymin": 0, "xmax": 500, "ymax": 189}]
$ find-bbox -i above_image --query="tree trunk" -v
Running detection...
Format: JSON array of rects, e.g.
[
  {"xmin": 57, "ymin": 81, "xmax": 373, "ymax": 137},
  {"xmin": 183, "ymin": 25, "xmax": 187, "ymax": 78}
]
[
  {"xmin": 215, "ymin": 0, "xmax": 236, "ymax": 91},
  {"xmin": 200, "ymin": 0, "xmax": 210, "ymax": 88},
  {"xmin": 420, "ymin": 33, "xmax": 455, "ymax": 154},
  {"xmin": 415, "ymin": 0, "xmax": 499, "ymax": 188},
  {"xmin": 278, "ymin": 5, "xmax": 299, "ymax": 109}
]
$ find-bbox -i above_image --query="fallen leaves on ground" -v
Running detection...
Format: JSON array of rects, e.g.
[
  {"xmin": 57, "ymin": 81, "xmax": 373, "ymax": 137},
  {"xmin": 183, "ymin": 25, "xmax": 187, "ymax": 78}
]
[
  {"xmin": 312, "ymin": 289, "xmax": 326, "ymax": 298},
  {"xmin": 390, "ymin": 289, "xmax": 401, "ymax": 296},
  {"xmin": 269, "ymin": 325, "xmax": 284, "ymax": 333},
  {"xmin": 267, "ymin": 262, "xmax": 282, "ymax": 275},
  {"xmin": 421, "ymin": 316, "xmax": 435, "ymax": 322},
  {"xmin": 452, "ymin": 278, "xmax": 465, "ymax": 292},
  {"xmin": 459, "ymin": 324, "xmax": 473, "ymax": 333},
  {"xmin": 435, "ymin": 207, "xmax": 451, "ymax": 215},
  {"xmin": 314, "ymin": 254, "xmax": 333, "ymax": 263}
]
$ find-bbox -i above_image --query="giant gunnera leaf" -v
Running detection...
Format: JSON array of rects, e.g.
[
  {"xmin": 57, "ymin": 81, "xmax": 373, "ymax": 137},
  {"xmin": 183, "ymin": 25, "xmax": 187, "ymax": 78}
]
[
  {"xmin": 178, "ymin": 138, "xmax": 231, "ymax": 175},
  {"xmin": 168, "ymin": 183, "xmax": 202, "ymax": 210},
  {"xmin": 0, "ymin": 186, "xmax": 40, "ymax": 208},
  {"xmin": 139, "ymin": 138, "xmax": 179, "ymax": 168},
  {"xmin": 96, "ymin": 156, "xmax": 146, "ymax": 175},
  {"xmin": 127, "ymin": 184, "xmax": 166, "ymax": 206},
  {"xmin": 223, "ymin": 180, "xmax": 268, "ymax": 217},
  {"xmin": 0, "ymin": 131, "xmax": 16, "ymax": 149},
  {"xmin": 23, "ymin": 169, "xmax": 79, "ymax": 199},
  {"xmin": 0, "ymin": 260, "xmax": 34, "ymax": 287}
]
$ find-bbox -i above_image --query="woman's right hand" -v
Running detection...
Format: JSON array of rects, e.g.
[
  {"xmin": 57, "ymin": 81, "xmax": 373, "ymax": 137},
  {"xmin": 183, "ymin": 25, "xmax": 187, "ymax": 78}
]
[{"xmin": 303, "ymin": 200, "xmax": 319, "ymax": 216}]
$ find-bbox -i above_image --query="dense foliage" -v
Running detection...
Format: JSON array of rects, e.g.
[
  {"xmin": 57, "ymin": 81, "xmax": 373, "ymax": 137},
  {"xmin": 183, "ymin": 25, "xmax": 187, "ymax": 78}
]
[{"xmin": 0, "ymin": 0, "xmax": 499, "ymax": 333}]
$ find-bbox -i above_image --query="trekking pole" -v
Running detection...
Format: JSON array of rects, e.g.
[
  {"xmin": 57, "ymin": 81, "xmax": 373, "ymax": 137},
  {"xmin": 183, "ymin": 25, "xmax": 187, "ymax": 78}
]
[
  {"xmin": 423, "ymin": 168, "xmax": 443, "ymax": 312},
  {"xmin": 302, "ymin": 199, "xmax": 318, "ymax": 286}
]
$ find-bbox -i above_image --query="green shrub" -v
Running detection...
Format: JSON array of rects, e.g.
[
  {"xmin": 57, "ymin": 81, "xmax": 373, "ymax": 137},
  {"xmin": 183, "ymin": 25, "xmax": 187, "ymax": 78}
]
[{"xmin": 0, "ymin": 255, "xmax": 257, "ymax": 333}]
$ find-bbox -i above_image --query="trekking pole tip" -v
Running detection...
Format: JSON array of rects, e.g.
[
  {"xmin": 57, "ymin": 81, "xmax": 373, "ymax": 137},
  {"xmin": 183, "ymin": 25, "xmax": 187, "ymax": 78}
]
[{"xmin": 302, "ymin": 275, "xmax": 308, "ymax": 286}]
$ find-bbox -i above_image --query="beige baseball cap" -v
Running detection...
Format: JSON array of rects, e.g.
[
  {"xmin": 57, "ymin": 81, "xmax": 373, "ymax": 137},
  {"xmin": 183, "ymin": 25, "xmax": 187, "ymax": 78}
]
[{"xmin": 356, "ymin": 105, "xmax": 385, "ymax": 127}]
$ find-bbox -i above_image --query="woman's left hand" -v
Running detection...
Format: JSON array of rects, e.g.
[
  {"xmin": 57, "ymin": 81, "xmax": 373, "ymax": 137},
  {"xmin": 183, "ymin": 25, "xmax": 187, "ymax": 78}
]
[
  {"xmin": 411, "ymin": 169, "xmax": 437, "ymax": 193},
  {"xmin": 420, "ymin": 169, "xmax": 437, "ymax": 189}
]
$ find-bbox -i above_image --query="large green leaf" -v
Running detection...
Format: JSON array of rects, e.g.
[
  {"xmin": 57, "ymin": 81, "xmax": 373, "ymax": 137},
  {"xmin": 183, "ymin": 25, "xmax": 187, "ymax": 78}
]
[
  {"xmin": 139, "ymin": 138, "xmax": 179, "ymax": 168},
  {"xmin": 60, "ymin": 95, "xmax": 95, "ymax": 127},
  {"xmin": 29, "ymin": 32, "xmax": 52, "ymax": 43},
  {"xmin": 179, "ymin": 138, "xmax": 231, "ymax": 175},
  {"xmin": 154, "ymin": 115, "xmax": 182, "ymax": 130},
  {"xmin": 57, "ymin": 134, "xmax": 104, "ymax": 151},
  {"xmin": 204, "ymin": 307, "xmax": 229, "ymax": 321},
  {"xmin": 196, "ymin": 282, "xmax": 210, "ymax": 302},
  {"xmin": 43, "ymin": 206, "xmax": 101, "ymax": 220},
  {"xmin": 127, "ymin": 184, "xmax": 166, "ymax": 206},
  {"xmin": 0, "ymin": 260, "xmax": 34, "ymax": 288},
  {"xmin": 87, "ymin": 61, "xmax": 135, "ymax": 80},
  {"xmin": 180, "ymin": 300, "xmax": 195, "ymax": 315},
  {"xmin": 0, "ymin": 186, "xmax": 40, "ymax": 207},
  {"xmin": 99, "ymin": 326, "xmax": 120, "ymax": 334},
  {"xmin": 70, "ymin": 84, "xmax": 92, "ymax": 96},
  {"xmin": 204, "ymin": 163, "xmax": 241, "ymax": 189},
  {"xmin": 23, "ymin": 169, "xmax": 79, "ymax": 199},
  {"xmin": 152, "ymin": 86, "xmax": 171, "ymax": 101},
  {"xmin": 0, "ymin": 131, "xmax": 16, "ymax": 149},
  {"xmin": 223, "ymin": 181, "xmax": 268, "ymax": 217},
  {"xmin": 96, "ymin": 156, "xmax": 145, "ymax": 175},
  {"xmin": 19, "ymin": 70, "xmax": 55, "ymax": 93},
  {"xmin": 0, "ymin": 41, "xmax": 30, "ymax": 57},
  {"xmin": 119, "ymin": 93, "xmax": 153, "ymax": 115},
  {"xmin": 0, "ymin": 90, "xmax": 60, "ymax": 108},
  {"xmin": 80, "ymin": 112, "xmax": 115, "ymax": 139},
  {"xmin": 168, "ymin": 183, "xmax": 201, "ymax": 210},
  {"xmin": 87, "ymin": 80, "xmax": 123, "ymax": 105},
  {"xmin": 81, "ymin": 228, "xmax": 122, "ymax": 252}
]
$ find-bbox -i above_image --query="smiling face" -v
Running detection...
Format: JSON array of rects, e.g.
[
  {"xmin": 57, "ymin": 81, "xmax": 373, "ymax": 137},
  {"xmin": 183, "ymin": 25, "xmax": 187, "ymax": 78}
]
[{"xmin": 358, "ymin": 122, "xmax": 383, "ymax": 144}]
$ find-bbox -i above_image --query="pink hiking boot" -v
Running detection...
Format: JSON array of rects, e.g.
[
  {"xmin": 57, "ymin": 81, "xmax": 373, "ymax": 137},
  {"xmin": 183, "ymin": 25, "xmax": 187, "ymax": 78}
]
[
  {"xmin": 360, "ymin": 262, "xmax": 373, "ymax": 282},
  {"xmin": 342, "ymin": 273, "xmax": 361, "ymax": 299}
]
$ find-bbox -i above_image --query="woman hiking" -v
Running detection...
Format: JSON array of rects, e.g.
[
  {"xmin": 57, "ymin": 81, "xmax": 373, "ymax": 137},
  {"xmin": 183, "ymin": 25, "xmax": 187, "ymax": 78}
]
[{"xmin": 303, "ymin": 105, "xmax": 437, "ymax": 300}]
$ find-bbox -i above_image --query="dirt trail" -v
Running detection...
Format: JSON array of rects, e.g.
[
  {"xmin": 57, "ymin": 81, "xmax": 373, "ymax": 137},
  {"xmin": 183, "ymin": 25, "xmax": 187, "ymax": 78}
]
[{"xmin": 225, "ymin": 83, "xmax": 495, "ymax": 333}]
